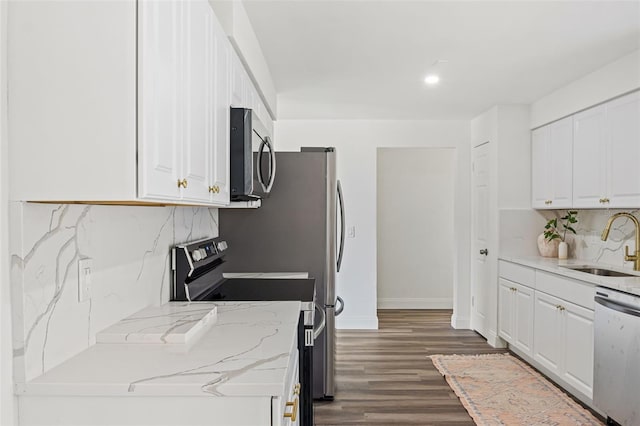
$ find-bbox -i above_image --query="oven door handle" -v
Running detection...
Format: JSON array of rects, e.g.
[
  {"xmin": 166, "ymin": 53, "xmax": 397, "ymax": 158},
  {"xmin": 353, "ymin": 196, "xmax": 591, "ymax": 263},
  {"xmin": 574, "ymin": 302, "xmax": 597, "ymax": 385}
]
[{"xmin": 313, "ymin": 303, "xmax": 326, "ymax": 340}]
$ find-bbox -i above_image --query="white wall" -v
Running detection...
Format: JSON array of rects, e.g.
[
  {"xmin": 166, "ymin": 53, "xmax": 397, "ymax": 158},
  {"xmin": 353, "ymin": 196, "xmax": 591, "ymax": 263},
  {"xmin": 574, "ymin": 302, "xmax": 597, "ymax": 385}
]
[
  {"xmin": 376, "ymin": 148, "xmax": 455, "ymax": 309},
  {"xmin": 275, "ymin": 120, "xmax": 470, "ymax": 330},
  {"xmin": 0, "ymin": 0, "xmax": 16, "ymax": 423},
  {"xmin": 531, "ymin": 49, "xmax": 640, "ymax": 128}
]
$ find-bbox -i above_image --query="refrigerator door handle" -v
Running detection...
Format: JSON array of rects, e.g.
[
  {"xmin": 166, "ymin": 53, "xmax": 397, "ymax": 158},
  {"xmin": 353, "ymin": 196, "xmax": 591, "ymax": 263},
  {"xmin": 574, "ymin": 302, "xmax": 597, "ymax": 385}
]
[
  {"xmin": 335, "ymin": 296, "xmax": 345, "ymax": 316},
  {"xmin": 337, "ymin": 179, "xmax": 345, "ymax": 272},
  {"xmin": 313, "ymin": 303, "xmax": 326, "ymax": 340}
]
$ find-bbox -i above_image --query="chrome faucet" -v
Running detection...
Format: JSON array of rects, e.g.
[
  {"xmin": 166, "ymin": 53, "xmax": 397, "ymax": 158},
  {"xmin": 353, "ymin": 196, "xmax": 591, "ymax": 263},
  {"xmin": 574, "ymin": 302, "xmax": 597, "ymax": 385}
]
[{"xmin": 601, "ymin": 212, "xmax": 640, "ymax": 271}]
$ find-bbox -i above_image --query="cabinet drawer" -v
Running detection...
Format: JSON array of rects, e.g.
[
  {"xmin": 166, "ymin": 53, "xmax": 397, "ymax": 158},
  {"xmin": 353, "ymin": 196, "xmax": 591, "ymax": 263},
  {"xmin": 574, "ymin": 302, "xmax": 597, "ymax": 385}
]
[
  {"xmin": 535, "ymin": 271, "xmax": 595, "ymax": 310},
  {"xmin": 499, "ymin": 261, "xmax": 535, "ymax": 288}
]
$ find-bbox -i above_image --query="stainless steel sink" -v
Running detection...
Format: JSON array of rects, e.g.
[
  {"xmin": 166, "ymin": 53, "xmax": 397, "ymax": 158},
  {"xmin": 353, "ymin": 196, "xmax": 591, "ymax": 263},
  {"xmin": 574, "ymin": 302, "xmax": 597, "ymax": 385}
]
[{"xmin": 568, "ymin": 267, "xmax": 636, "ymax": 277}]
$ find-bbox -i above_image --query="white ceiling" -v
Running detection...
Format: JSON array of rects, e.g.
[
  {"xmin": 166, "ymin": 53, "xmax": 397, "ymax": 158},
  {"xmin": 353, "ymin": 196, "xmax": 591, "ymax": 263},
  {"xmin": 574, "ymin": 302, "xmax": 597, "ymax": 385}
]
[{"xmin": 243, "ymin": 1, "xmax": 640, "ymax": 120}]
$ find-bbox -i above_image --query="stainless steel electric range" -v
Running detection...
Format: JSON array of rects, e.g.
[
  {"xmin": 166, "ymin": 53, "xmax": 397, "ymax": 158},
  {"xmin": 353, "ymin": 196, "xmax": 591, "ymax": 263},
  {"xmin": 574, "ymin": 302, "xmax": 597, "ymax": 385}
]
[{"xmin": 170, "ymin": 237, "xmax": 323, "ymax": 426}]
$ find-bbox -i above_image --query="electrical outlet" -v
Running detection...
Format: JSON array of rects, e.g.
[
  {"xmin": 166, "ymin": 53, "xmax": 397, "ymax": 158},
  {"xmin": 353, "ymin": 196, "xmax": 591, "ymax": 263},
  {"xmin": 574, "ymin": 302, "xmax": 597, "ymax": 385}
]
[
  {"xmin": 347, "ymin": 226, "xmax": 356, "ymax": 239},
  {"xmin": 78, "ymin": 258, "xmax": 93, "ymax": 302}
]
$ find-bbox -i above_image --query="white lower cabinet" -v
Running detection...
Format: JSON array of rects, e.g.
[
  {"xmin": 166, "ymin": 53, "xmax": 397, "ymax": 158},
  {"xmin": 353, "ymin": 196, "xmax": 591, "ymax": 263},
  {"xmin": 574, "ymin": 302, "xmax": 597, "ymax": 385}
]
[
  {"xmin": 533, "ymin": 291, "xmax": 564, "ymax": 376},
  {"xmin": 499, "ymin": 261, "xmax": 595, "ymax": 402},
  {"xmin": 562, "ymin": 302, "xmax": 594, "ymax": 398},
  {"xmin": 533, "ymin": 291, "xmax": 594, "ymax": 399},
  {"xmin": 498, "ymin": 279, "xmax": 534, "ymax": 357}
]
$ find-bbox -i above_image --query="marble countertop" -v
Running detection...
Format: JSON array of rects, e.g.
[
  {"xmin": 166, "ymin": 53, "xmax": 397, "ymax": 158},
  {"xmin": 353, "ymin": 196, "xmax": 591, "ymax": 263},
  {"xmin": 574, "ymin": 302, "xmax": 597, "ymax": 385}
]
[
  {"xmin": 499, "ymin": 255, "xmax": 640, "ymax": 297},
  {"xmin": 96, "ymin": 302, "xmax": 218, "ymax": 345},
  {"xmin": 16, "ymin": 301, "xmax": 301, "ymax": 397}
]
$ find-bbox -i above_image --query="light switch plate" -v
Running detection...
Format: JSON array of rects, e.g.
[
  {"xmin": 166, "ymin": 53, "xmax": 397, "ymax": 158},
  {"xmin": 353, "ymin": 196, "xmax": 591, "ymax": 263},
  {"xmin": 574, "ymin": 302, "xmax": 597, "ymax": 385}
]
[{"xmin": 78, "ymin": 258, "xmax": 93, "ymax": 302}]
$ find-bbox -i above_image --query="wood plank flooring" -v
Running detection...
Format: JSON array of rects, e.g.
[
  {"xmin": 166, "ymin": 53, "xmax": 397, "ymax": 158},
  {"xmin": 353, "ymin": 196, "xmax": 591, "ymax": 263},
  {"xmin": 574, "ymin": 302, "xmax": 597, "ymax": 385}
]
[{"xmin": 313, "ymin": 310, "xmax": 507, "ymax": 425}]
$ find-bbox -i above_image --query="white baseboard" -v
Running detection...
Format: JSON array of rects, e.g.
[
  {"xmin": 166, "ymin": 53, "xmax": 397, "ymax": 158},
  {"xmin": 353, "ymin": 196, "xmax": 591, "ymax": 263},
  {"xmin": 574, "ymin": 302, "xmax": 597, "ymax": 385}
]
[
  {"xmin": 486, "ymin": 329, "xmax": 508, "ymax": 349},
  {"xmin": 336, "ymin": 315, "xmax": 379, "ymax": 330},
  {"xmin": 377, "ymin": 298, "xmax": 453, "ymax": 310},
  {"xmin": 450, "ymin": 314, "xmax": 471, "ymax": 329}
]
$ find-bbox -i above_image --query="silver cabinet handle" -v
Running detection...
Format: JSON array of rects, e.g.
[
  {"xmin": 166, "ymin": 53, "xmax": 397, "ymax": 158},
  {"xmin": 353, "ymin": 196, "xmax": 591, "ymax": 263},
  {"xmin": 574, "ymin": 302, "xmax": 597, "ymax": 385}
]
[
  {"xmin": 480, "ymin": 249, "xmax": 488, "ymax": 255},
  {"xmin": 313, "ymin": 303, "xmax": 326, "ymax": 340}
]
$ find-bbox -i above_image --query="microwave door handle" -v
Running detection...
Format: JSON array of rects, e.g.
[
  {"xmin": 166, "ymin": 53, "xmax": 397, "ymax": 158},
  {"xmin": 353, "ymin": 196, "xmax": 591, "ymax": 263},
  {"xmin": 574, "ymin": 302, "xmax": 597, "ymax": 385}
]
[
  {"xmin": 256, "ymin": 138, "xmax": 267, "ymax": 192},
  {"xmin": 265, "ymin": 136, "xmax": 276, "ymax": 193},
  {"xmin": 337, "ymin": 179, "xmax": 345, "ymax": 272}
]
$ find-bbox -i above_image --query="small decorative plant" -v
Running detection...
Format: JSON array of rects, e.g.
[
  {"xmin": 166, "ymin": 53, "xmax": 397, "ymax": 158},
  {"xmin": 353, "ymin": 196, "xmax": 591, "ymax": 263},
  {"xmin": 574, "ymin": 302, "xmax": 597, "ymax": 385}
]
[{"xmin": 544, "ymin": 211, "xmax": 578, "ymax": 242}]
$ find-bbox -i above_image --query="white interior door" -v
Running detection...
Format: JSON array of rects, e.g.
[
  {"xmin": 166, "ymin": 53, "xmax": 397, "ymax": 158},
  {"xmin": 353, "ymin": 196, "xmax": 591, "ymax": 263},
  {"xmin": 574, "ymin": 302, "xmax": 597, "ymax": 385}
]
[{"xmin": 471, "ymin": 142, "xmax": 490, "ymax": 337}]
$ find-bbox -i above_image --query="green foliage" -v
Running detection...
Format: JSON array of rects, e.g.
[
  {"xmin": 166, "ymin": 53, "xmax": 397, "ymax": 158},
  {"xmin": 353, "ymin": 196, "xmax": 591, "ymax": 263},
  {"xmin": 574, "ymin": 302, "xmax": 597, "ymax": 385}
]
[{"xmin": 544, "ymin": 211, "xmax": 578, "ymax": 242}]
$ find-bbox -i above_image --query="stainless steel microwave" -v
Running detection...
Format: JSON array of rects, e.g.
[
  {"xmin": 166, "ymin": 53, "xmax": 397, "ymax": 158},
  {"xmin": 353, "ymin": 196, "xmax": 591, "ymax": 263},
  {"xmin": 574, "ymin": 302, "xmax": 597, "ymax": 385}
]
[{"xmin": 229, "ymin": 108, "xmax": 276, "ymax": 201}]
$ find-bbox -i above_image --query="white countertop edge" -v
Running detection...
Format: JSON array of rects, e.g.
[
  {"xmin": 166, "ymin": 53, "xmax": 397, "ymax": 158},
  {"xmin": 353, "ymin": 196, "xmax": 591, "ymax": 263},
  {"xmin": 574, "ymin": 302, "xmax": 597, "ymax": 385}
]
[{"xmin": 499, "ymin": 255, "xmax": 640, "ymax": 297}]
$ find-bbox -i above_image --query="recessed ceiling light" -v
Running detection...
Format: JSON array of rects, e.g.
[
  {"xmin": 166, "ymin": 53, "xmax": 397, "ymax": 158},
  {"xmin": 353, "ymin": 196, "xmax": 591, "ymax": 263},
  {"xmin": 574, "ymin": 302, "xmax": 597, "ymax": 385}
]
[{"xmin": 424, "ymin": 74, "xmax": 440, "ymax": 85}]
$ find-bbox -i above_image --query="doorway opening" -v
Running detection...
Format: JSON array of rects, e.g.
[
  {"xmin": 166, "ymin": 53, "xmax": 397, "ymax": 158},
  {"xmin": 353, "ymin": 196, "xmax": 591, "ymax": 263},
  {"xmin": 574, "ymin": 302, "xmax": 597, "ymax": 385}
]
[{"xmin": 376, "ymin": 147, "xmax": 455, "ymax": 309}]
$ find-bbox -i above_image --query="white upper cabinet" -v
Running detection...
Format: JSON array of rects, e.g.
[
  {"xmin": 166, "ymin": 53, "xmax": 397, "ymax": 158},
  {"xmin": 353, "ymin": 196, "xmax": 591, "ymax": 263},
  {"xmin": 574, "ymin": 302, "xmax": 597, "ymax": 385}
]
[
  {"xmin": 574, "ymin": 91, "xmax": 640, "ymax": 208},
  {"xmin": 573, "ymin": 105, "xmax": 607, "ymax": 208},
  {"xmin": 534, "ymin": 90, "xmax": 640, "ymax": 209},
  {"xmin": 210, "ymin": 18, "xmax": 232, "ymax": 204},
  {"xmin": 607, "ymin": 91, "xmax": 640, "ymax": 208},
  {"xmin": 10, "ymin": 0, "xmax": 234, "ymax": 206},
  {"xmin": 138, "ymin": 0, "xmax": 219, "ymax": 203},
  {"xmin": 531, "ymin": 116, "xmax": 573, "ymax": 209},
  {"xmin": 137, "ymin": 0, "xmax": 182, "ymax": 201}
]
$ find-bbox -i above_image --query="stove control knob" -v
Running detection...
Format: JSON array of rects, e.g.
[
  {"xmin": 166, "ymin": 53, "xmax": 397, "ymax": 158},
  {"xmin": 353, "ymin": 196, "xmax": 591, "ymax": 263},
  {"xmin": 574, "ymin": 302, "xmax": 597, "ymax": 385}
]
[
  {"xmin": 192, "ymin": 249, "xmax": 204, "ymax": 261},
  {"xmin": 217, "ymin": 241, "xmax": 228, "ymax": 252}
]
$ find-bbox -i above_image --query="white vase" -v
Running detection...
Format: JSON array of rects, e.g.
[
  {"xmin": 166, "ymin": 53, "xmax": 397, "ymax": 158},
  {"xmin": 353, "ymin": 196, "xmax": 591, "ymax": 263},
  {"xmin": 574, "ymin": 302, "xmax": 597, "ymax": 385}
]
[
  {"xmin": 558, "ymin": 241, "xmax": 568, "ymax": 260},
  {"xmin": 537, "ymin": 234, "xmax": 559, "ymax": 258}
]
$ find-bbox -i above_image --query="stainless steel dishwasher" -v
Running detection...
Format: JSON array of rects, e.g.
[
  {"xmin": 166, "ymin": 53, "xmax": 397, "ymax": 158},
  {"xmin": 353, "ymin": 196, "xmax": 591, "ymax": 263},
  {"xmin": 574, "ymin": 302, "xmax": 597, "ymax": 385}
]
[{"xmin": 594, "ymin": 286, "xmax": 640, "ymax": 426}]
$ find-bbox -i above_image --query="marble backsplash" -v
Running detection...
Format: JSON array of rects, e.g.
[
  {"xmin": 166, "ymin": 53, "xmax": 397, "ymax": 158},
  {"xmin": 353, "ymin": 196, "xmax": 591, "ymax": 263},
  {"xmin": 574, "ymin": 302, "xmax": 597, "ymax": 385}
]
[
  {"xmin": 570, "ymin": 209, "xmax": 640, "ymax": 268},
  {"xmin": 10, "ymin": 202, "xmax": 218, "ymax": 382},
  {"xmin": 499, "ymin": 208, "xmax": 640, "ymax": 269}
]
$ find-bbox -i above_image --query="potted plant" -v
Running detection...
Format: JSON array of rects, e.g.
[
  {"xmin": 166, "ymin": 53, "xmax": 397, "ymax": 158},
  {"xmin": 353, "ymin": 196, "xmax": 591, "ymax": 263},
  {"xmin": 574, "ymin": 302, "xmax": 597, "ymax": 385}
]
[{"xmin": 538, "ymin": 211, "xmax": 578, "ymax": 259}]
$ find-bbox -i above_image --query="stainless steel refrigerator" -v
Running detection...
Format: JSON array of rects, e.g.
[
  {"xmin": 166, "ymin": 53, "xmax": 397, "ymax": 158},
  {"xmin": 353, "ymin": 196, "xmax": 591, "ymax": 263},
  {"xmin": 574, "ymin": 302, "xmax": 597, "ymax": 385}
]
[{"xmin": 219, "ymin": 147, "xmax": 345, "ymax": 400}]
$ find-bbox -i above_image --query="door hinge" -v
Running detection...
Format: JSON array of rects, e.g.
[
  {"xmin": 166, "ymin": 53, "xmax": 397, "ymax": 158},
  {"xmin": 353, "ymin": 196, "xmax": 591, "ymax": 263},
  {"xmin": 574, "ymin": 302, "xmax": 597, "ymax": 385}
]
[
  {"xmin": 472, "ymin": 296, "xmax": 475, "ymax": 307},
  {"xmin": 305, "ymin": 329, "xmax": 314, "ymax": 347}
]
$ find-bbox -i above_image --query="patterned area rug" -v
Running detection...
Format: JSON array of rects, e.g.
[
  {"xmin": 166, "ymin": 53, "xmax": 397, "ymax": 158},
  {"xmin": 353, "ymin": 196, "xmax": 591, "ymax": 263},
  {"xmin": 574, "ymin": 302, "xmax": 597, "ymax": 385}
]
[{"xmin": 430, "ymin": 354, "xmax": 602, "ymax": 425}]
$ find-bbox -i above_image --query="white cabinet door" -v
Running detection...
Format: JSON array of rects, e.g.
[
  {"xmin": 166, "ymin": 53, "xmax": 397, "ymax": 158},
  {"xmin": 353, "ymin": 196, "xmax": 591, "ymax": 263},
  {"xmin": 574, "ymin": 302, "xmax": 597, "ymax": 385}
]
[
  {"xmin": 562, "ymin": 300, "xmax": 594, "ymax": 399},
  {"xmin": 549, "ymin": 117, "xmax": 573, "ymax": 208},
  {"xmin": 531, "ymin": 126, "xmax": 550, "ymax": 209},
  {"xmin": 573, "ymin": 105, "xmax": 607, "ymax": 208},
  {"xmin": 138, "ymin": 0, "xmax": 182, "ymax": 200},
  {"xmin": 498, "ymin": 279, "xmax": 514, "ymax": 344},
  {"xmin": 533, "ymin": 292, "xmax": 563, "ymax": 375},
  {"xmin": 513, "ymin": 283, "xmax": 534, "ymax": 357},
  {"xmin": 210, "ymin": 18, "xmax": 231, "ymax": 204},
  {"xmin": 531, "ymin": 117, "xmax": 572, "ymax": 209},
  {"xmin": 181, "ymin": 0, "xmax": 214, "ymax": 202},
  {"xmin": 607, "ymin": 91, "xmax": 640, "ymax": 208}
]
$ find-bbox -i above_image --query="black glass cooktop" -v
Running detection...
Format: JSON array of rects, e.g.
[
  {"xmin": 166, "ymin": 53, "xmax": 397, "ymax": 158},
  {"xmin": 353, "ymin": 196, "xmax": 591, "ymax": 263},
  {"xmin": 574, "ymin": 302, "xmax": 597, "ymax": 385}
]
[{"xmin": 198, "ymin": 278, "xmax": 316, "ymax": 302}]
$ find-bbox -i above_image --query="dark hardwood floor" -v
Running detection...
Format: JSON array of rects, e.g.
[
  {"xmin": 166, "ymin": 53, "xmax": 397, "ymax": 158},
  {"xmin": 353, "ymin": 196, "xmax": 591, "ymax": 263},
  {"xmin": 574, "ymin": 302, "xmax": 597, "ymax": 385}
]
[{"xmin": 313, "ymin": 309, "xmax": 507, "ymax": 425}]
